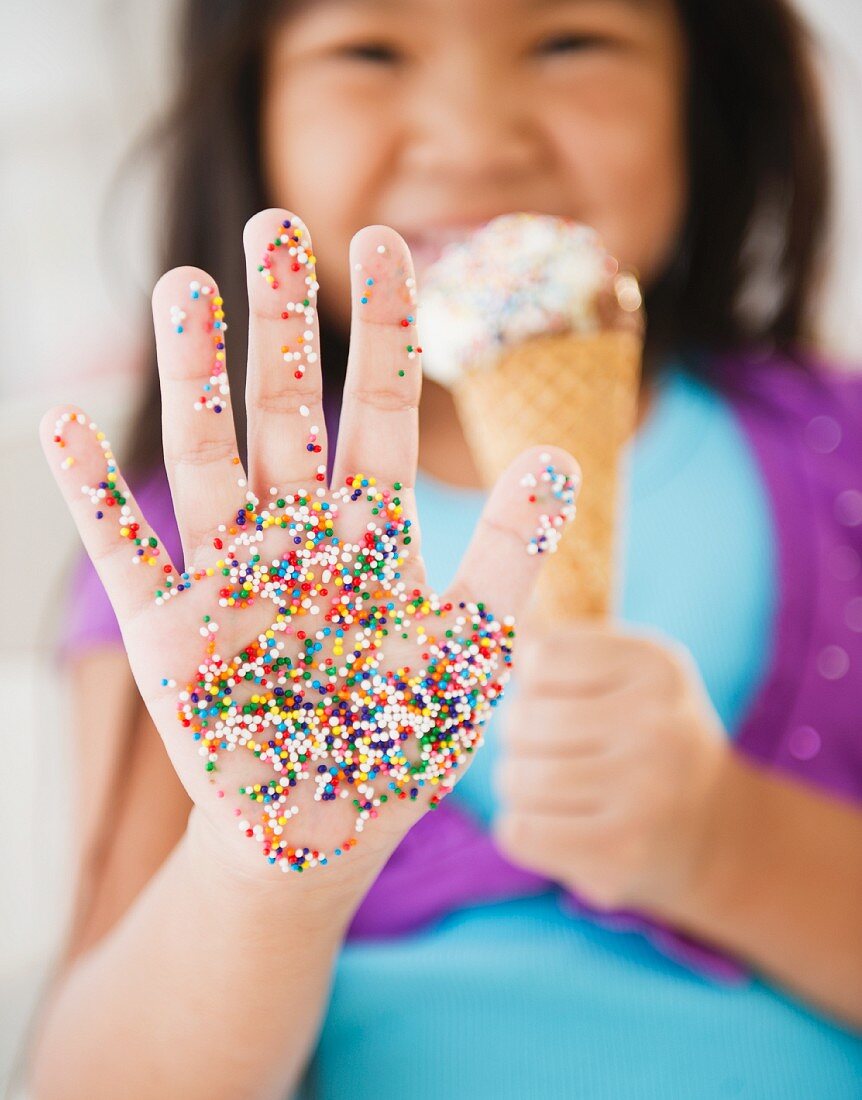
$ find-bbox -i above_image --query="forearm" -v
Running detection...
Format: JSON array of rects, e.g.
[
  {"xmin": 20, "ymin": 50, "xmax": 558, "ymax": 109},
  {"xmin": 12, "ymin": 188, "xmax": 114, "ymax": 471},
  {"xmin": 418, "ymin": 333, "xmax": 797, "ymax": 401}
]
[
  {"xmin": 30, "ymin": 815, "xmax": 381, "ymax": 1100},
  {"xmin": 662, "ymin": 750, "xmax": 862, "ymax": 1029}
]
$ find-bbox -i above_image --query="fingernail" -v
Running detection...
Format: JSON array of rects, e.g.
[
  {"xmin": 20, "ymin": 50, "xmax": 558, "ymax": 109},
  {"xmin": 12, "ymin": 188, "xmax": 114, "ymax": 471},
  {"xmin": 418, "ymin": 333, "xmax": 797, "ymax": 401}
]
[
  {"xmin": 350, "ymin": 227, "xmax": 422, "ymax": 385},
  {"xmin": 351, "ymin": 227, "xmax": 418, "ymax": 317}
]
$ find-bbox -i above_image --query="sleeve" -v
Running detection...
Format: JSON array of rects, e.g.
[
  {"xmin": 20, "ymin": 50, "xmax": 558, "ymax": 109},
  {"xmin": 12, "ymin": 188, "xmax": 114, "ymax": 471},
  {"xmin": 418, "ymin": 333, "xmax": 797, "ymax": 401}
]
[
  {"xmin": 830, "ymin": 364, "xmax": 862, "ymax": 419},
  {"xmin": 558, "ymin": 888, "xmax": 750, "ymax": 983},
  {"xmin": 54, "ymin": 469, "xmax": 181, "ymax": 665}
]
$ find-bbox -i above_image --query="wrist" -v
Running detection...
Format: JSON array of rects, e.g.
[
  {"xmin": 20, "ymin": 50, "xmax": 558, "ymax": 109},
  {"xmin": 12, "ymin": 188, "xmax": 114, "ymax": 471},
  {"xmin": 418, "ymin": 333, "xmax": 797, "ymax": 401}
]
[
  {"xmin": 182, "ymin": 806, "xmax": 390, "ymax": 932},
  {"xmin": 658, "ymin": 746, "xmax": 751, "ymax": 931}
]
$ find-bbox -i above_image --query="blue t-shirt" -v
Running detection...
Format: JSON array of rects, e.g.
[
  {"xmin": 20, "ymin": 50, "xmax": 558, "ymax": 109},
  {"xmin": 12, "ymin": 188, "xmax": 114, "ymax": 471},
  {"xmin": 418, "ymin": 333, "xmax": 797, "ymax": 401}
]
[{"xmin": 296, "ymin": 362, "xmax": 862, "ymax": 1098}]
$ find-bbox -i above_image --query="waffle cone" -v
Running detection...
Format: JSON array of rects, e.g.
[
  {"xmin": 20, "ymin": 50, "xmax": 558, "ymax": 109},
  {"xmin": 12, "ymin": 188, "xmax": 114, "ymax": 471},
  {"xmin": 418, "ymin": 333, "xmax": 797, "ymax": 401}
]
[{"xmin": 452, "ymin": 330, "xmax": 642, "ymax": 621}]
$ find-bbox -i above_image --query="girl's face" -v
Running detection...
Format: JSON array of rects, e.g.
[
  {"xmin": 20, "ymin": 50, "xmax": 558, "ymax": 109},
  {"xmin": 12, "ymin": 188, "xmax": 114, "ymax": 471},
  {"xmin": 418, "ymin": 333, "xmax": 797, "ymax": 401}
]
[{"xmin": 262, "ymin": 0, "xmax": 687, "ymax": 328}]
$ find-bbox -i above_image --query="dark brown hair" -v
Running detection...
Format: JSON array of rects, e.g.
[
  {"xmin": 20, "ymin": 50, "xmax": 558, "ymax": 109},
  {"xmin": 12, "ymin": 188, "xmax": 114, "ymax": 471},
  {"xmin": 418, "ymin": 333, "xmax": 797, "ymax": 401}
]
[{"xmin": 12, "ymin": 0, "xmax": 830, "ymax": 1090}]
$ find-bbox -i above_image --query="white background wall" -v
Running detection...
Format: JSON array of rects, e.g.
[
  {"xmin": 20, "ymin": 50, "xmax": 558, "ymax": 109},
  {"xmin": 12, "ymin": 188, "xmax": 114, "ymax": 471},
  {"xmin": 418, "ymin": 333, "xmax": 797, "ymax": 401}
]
[
  {"xmin": 0, "ymin": 2, "xmax": 177, "ymax": 1088},
  {"xmin": 1, "ymin": 0, "xmax": 861, "ymax": 1090}
]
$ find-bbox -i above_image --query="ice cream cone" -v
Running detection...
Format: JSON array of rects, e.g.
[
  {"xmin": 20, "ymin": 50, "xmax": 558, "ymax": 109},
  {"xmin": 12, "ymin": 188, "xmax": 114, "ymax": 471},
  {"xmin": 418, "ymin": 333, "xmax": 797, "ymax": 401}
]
[
  {"xmin": 418, "ymin": 213, "xmax": 644, "ymax": 623},
  {"xmin": 452, "ymin": 329, "xmax": 642, "ymax": 621}
]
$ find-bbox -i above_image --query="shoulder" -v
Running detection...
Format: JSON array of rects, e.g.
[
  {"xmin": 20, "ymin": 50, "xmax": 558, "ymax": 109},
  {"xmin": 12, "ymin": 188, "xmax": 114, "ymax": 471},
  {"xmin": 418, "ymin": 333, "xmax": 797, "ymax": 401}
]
[
  {"xmin": 698, "ymin": 346, "xmax": 862, "ymax": 462},
  {"xmin": 704, "ymin": 345, "xmax": 862, "ymax": 416},
  {"xmin": 702, "ymin": 351, "xmax": 862, "ymax": 801},
  {"xmin": 696, "ymin": 346, "xmax": 862, "ymax": 555}
]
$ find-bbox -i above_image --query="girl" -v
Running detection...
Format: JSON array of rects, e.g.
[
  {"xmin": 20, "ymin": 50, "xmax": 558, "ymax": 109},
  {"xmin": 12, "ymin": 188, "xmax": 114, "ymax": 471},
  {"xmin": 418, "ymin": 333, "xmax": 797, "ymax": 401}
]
[{"xmin": 28, "ymin": 0, "xmax": 862, "ymax": 1097}]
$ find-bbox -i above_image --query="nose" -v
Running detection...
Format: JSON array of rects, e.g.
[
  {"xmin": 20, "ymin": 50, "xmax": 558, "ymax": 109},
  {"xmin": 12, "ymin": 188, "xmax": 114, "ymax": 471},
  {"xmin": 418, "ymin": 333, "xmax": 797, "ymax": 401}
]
[{"xmin": 404, "ymin": 56, "xmax": 543, "ymax": 183}]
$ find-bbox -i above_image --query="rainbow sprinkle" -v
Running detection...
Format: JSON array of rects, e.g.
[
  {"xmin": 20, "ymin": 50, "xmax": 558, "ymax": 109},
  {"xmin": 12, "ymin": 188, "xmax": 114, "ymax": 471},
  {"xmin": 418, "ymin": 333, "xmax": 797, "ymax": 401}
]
[
  {"xmin": 179, "ymin": 280, "xmax": 230, "ymax": 414},
  {"xmin": 258, "ymin": 218, "xmax": 319, "ymax": 381},
  {"xmin": 521, "ymin": 454, "xmax": 580, "ymax": 555},
  {"xmin": 353, "ymin": 243, "xmax": 421, "ymax": 376},
  {"xmin": 53, "ymin": 411, "xmax": 165, "ymax": 567}
]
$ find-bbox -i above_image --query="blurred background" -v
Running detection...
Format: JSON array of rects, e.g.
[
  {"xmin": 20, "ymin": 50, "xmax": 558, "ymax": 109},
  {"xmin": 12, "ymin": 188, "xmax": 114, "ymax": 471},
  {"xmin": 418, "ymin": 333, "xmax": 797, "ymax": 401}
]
[{"xmin": 1, "ymin": 0, "xmax": 861, "ymax": 1088}]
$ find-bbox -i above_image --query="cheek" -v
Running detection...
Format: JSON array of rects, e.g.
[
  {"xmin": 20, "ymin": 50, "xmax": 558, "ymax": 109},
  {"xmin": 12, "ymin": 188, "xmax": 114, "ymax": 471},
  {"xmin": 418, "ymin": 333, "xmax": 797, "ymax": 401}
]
[
  {"xmin": 262, "ymin": 80, "xmax": 399, "ymax": 326},
  {"xmin": 544, "ymin": 64, "xmax": 686, "ymax": 282}
]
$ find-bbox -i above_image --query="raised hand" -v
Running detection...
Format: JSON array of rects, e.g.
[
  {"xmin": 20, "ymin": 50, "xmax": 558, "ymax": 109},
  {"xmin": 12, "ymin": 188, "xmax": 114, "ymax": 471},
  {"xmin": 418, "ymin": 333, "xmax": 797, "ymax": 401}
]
[{"xmin": 41, "ymin": 210, "xmax": 579, "ymax": 889}]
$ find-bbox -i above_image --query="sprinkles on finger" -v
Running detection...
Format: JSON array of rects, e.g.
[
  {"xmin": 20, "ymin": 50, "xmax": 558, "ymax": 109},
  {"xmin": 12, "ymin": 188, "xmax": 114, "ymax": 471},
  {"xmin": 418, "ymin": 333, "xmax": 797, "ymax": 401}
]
[
  {"xmin": 259, "ymin": 218, "xmax": 320, "ymax": 381},
  {"xmin": 354, "ymin": 242, "xmax": 422, "ymax": 378},
  {"xmin": 185, "ymin": 280, "xmax": 230, "ymax": 414},
  {"xmin": 52, "ymin": 411, "xmax": 167, "ymax": 567},
  {"xmin": 521, "ymin": 453, "xmax": 580, "ymax": 554}
]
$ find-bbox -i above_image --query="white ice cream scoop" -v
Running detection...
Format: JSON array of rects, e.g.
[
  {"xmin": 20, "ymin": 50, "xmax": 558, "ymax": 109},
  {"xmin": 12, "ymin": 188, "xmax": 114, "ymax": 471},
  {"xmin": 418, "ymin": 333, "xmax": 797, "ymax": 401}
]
[{"xmin": 417, "ymin": 212, "xmax": 642, "ymax": 386}]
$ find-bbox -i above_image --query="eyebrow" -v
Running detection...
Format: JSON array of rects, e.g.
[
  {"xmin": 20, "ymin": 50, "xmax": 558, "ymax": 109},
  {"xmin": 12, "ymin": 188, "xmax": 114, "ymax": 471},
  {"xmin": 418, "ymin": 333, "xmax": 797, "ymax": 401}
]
[
  {"xmin": 294, "ymin": 0, "xmax": 403, "ymax": 10},
  {"xmin": 527, "ymin": 0, "xmax": 651, "ymax": 8},
  {"xmin": 296, "ymin": 0, "xmax": 649, "ymax": 10}
]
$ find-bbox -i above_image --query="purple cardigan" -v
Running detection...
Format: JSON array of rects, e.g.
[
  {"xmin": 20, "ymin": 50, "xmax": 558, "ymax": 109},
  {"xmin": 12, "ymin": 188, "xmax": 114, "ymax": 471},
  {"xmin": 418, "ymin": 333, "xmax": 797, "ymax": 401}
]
[{"xmin": 59, "ymin": 350, "xmax": 862, "ymax": 981}]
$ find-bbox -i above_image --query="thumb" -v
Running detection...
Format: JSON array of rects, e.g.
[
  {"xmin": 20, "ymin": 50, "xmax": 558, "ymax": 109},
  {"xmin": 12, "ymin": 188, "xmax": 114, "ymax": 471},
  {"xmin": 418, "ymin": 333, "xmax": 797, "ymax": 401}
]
[{"xmin": 446, "ymin": 445, "xmax": 581, "ymax": 622}]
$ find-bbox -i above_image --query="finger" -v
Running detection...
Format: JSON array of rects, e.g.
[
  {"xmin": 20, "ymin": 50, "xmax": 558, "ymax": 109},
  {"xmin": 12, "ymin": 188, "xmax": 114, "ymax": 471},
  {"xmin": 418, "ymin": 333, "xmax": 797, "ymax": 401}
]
[
  {"xmin": 447, "ymin": 446, "xmax": 581, "ymax": 621},
  {"xmin": 243, "ymin": 209, "xmax": 326, "ymax": 495},
  {"xmin": 521, "ymin": 630, "xmax": 625, "ymax": 694},
  {"xmin": 493, "ymin": 807, "xmax": 610, "ymax": 867},
  {"xmin": 494, "ymin": 752, "xmax": 613, "ymax": 814},
  {"xmin": 40, "ymin": 407, "xmax": 179, "ymax": 625},
  {"xmin": 500, "ymin": 694, "xmax": 619, "ymax": 755},
  {"xmin": 330, "ymin": 225, "xmax": 422, "ymax": 491},
  {"xmin": 152, "ymin": 267, "xmax": 247, "ymax": 566},
  {"xmin": 518, "ymin": 623, "xmax": 671, "ymax": 695}
]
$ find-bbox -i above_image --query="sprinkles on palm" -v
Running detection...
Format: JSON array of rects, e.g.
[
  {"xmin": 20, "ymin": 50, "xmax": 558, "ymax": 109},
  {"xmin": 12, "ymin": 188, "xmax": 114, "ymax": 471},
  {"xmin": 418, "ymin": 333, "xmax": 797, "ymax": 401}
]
[{"xmin": 173, "ymin": 476, "xmax": 515, "ymax": 873}]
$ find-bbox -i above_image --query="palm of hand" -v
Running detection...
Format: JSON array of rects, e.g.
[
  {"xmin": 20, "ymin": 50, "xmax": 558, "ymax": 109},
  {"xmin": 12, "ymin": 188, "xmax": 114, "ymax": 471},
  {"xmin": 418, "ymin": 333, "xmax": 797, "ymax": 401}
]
[{"xmin": 43, "ymin": 210, "xmax": 576, "ymax": 880}]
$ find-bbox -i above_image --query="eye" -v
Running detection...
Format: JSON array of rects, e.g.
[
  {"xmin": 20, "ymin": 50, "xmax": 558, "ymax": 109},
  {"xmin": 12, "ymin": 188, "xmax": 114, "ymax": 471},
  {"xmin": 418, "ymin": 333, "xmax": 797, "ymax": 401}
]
[
  {"xmin": 535, "ymin": 32, "xmax": 608, "ymax": 56},
  {"xmin": 336, "ymin": 41, "xmax": 402, "ymax": 64}
]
